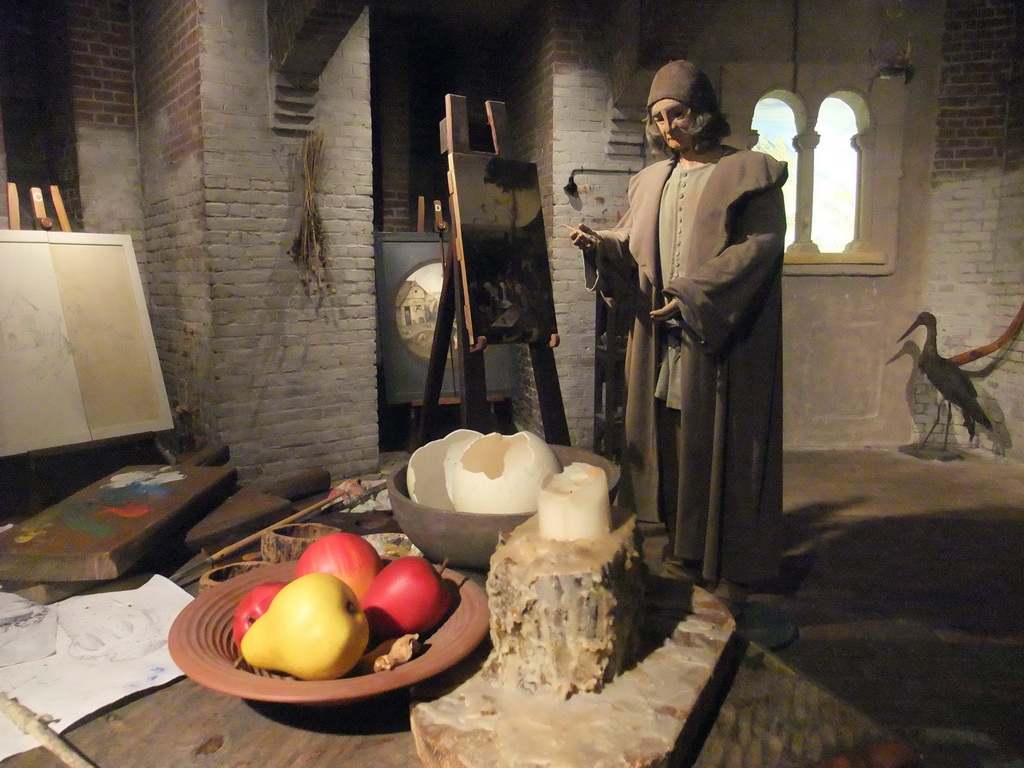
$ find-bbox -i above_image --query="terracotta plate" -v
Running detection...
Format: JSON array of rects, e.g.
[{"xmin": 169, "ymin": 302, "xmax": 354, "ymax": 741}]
[{"xmin": 168, "ymin": 561, "xmax": 489, "ymax": 705}]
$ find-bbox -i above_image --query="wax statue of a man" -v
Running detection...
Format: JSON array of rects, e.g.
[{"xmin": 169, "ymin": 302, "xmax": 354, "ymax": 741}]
[{"xmin": 569, "ymin": 60, "xmax": 788, "ymax": 604}]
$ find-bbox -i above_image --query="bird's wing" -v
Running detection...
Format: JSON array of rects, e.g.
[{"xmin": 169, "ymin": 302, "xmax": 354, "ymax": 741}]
[{"xmin": 922, "ymin": 358, "xmax": 991, "ymax": 429}]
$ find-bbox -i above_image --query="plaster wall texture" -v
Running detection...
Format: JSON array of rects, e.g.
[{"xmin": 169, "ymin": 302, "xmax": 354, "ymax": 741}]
[{"xmin": 76, "ymin": 125, "xmax": 145, "ymax": 241}]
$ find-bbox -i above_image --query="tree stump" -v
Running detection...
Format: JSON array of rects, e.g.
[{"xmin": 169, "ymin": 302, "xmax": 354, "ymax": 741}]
[
  {"xmin": 410, "ymin": 586, "xmax": 737, "ymax": 768},
  {"xmin": 481, "ymin": 508, "xmax": 644, "ymax": 698}
]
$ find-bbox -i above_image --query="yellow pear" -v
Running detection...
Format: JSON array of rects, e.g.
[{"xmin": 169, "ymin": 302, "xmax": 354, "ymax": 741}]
[{"xmin": 240, "ymin": 572, "xmax": 369, "ymax": 680}]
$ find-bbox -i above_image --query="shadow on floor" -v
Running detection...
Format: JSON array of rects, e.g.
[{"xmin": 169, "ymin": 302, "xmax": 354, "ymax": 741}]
[{"xmin": 761, "ymin": 451, "xmax": 1024, "ymax": 765}]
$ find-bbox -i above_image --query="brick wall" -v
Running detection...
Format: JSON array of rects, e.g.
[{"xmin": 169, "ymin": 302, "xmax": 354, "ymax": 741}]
[
  {"xmin": 370, "ymin": 13, "xmax": 411, "ymax": 233},
  {"xmin": 196, "ymin": 0, "xmax": 377, "ymax": 482},
  {"xmin": 548, "ymin": 0, "xmax": 626, "ymax": 449},
  {"xmin": 0, "ymin": 96, "xmax": 6, "ymax": 230},
  {"xmin": 266, "ymin": 0, "xmax": 318, "ymax": 68},
  {"xmin": 502, "ymin": 0, "xmax": 637, "ymax": 449},
  {"xmin": 922, "ymin": 0, "xmax": 1022, "ymax": 454},
  {"xmin": 133, "ymin": 0, "xmax": 210, "ymax": 452},
  {"xmin": 66, "ymin": 0, "xmax": 144, "ymax": 238},
  {"xmin": 503, "ymin": 0, "xmax": 554, "ymax": 438},
  {"xmin": 67, "ymin": 0, "xmax": 135, "ymax": 129}
]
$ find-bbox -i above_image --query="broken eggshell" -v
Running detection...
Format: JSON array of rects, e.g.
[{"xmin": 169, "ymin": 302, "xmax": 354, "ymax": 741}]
[
  {"xmin": 407, "ymin": 428, "xmax": 483, "ymax": 509},
  {"xmin": 449, "ymin": 431, "xmax": 563, "ymax": 516}
]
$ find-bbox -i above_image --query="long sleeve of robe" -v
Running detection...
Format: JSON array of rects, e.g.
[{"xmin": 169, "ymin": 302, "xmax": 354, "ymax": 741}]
[{"xmin": 585, "ymin": 149, "xmax": 788, "ymax": 584}]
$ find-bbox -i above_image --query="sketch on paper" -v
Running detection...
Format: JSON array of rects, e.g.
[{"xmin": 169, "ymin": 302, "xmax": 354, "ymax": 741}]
[{"xmin": 0, "ymin": 594, "xmax": 56, "ymax": 667}]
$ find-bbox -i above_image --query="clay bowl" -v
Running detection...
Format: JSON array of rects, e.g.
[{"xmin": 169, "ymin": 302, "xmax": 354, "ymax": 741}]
[
  {"xmin": 261, "ymin": 522, "xmax": 342, "ymax": 564},
  {"xmin": 197, "ymin": 560, "xmax": 271, "ymax": 591},
  {"xmin": 387, "ymin": 444, "xmax": 620, "ymax": 572},
  {"xmin": 168, "ymin": 560, "xmax": 488, "ymax": 706}
]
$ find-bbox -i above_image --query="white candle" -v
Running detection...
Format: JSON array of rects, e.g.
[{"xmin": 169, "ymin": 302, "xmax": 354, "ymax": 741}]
[{"xmin": 536, "ymin": 462, "xmax": 611, "ymax": 541}]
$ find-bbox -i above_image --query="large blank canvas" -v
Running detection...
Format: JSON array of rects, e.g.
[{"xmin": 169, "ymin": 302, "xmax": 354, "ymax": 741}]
[{"xmin": 0, "ymin": 232, "xmax": 172, "ymax": 456}]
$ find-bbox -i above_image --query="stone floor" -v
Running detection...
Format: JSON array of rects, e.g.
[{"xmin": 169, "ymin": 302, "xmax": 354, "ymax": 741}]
[{"xmin": 743, "ymin": 448, "xmax": 1024, "ymax": 768}]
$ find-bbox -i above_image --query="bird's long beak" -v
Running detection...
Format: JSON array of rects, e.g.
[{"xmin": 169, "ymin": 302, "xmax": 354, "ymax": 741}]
[{"xmin": 897, "ymin": 319, "xmax": 922, "ymax": 343}]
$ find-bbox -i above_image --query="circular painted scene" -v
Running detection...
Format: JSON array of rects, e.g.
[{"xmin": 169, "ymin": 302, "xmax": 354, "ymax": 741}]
[{"xmin": 394, "ymin": 263, "xmax": 444, "ymax": 361}]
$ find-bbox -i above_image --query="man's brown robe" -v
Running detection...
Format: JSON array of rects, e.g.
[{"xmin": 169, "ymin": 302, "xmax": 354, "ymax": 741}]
[{"xmin": 586, "ymin": 148, "xmax": 788, "ymax": 584}]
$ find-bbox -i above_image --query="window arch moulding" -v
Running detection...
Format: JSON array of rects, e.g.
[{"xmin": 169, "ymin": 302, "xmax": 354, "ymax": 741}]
[{"xmin": 720, "ymin": 62, "xmax": 907, "ymax": 276}]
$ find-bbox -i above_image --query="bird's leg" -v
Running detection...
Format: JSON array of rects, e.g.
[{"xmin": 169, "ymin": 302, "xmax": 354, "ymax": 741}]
[
  {"xmin": 923, "ymin": 407, "xmax": 941, "ymax": 446},
  {"xmin": 942, "ymin": 401, "xmax": 953, "ymax": 451}
]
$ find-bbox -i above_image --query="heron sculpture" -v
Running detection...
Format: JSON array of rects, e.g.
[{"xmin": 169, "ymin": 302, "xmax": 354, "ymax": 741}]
[{"xmin": 898, "ymin": 311, "xmax": 993, "ymax": 449}]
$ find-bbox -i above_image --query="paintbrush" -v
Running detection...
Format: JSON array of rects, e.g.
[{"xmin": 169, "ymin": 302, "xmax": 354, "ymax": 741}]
[{"xmin": 169, "ymin": 483, "xmax": 385, "ymax": 587}]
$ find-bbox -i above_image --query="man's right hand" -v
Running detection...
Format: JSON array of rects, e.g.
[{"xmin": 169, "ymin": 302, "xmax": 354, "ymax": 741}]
[{"xmin": 566, "ymin": 222, "xmax": 600, "ymax": 253}]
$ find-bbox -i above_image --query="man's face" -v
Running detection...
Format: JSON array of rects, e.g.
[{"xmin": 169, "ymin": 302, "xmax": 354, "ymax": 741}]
[{"xmin": 650, "ymin": 98, "xmax": 692, "ymax": 152}]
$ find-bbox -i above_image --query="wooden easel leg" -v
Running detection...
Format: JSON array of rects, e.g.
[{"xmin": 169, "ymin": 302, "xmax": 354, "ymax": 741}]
[
  {"xmin": 529, "ymin": 343, "xmax": 570, "ymax": 446},
  {"xmin": 453, "ymin": 263, "xmax": 491, "ymax": 433},
  {"xmin": 415, "ymin": 240, "xmax": 457, "ymax": 449}
]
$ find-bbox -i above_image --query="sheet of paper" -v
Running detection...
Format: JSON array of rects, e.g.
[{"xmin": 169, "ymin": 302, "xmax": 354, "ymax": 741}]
[
  {"xmin": 0, "ymin": 576, "xmax": 192, "ymax": 761},
  {"xmin": 0, "ymin": 593, "xmax": 57, "ymax": 666}
]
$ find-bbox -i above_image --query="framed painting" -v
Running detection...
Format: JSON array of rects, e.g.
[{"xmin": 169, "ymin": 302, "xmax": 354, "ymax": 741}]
[
  {"xmin": 374, "ymin": 232, "xmax": 515, "ymax": 405},
  {"xmin": 448, "ymin": 153, "xmax": 558, "ymax": 347}
]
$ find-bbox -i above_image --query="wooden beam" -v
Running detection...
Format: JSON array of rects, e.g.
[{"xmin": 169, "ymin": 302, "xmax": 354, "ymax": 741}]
[
  {"xmin": 51, "ymin": 186, "xmax": 71, "ymax": 232},
  {"xmin": 485, "ymin": 101, "xmax": 511, "ymax": 156}
]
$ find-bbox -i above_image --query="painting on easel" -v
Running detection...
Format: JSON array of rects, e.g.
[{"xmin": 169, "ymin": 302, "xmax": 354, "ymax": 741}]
[{"xmin": 449, "ymin": 153, "xmax": 558, "ymax": 346}]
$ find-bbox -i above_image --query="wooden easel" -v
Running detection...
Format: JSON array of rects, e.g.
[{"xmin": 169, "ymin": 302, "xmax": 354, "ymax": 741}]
[
  {"xmin": 414, "ymin": 94, "xmax": 570, "ymax": 448},
  {"xmin": 6, "ymin": 183, "xmax": 71, "ymax": 231}
]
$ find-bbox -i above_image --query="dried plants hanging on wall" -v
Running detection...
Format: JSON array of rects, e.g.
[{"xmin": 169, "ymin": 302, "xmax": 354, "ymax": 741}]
[{"xmin": 290, "ymin": 130, "xmax": 334, "ymax": 295}]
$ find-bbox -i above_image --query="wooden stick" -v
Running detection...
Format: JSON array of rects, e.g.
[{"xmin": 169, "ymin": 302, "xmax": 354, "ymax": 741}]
[
  {"xmin": 6, "ymin": 182, "xmax": 19, "ymax": 229},
  {"xmin": 50, "ymin": 186, "xmax": 71, "ymax": 232},
  {"xmin": 169, "ymin": 482, "xmax": 386, "ymax": 586},
  {"xmin": 0, "ymin": 693, "xmax": 98, "ymax": 768}
]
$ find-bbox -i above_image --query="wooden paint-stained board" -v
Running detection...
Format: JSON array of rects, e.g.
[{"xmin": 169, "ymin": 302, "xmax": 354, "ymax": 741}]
[
  {"xmin": 0, "ymin": 464, "xmax": 237, "ymax": 582},
  {"xmin": 0, "ymin": 231, "xmax": 173, "ymax": 456}
]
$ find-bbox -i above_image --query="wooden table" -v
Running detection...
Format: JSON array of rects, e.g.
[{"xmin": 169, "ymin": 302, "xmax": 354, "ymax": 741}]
[
  {"xmin": 1, "ymin": 521, "xmax": 890, "ymax": 768},
  {"xmin": 2, "ymin": 638, "xmax": 889, "ymax": 768},
  {"xmin": 1, "ymin": 666, "xmax": 428, "ymax": 767}
]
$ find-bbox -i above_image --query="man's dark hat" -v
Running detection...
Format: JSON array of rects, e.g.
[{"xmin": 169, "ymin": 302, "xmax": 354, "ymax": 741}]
[{"xmin": 647, "ymin": 60, "xmax": 719, "ymax": 113}]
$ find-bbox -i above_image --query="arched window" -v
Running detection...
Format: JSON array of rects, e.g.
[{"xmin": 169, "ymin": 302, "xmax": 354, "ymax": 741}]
[
  {"xmin": 812, "ymin": 96, "xmax": 858, "ymax": 252},
  {"xmin": 749, "ymin": 89, "xmax": 877, "ymax": 265},
  {"xmin": 751, "ymin": 97, "xmax": 798, "ymax": 247}
]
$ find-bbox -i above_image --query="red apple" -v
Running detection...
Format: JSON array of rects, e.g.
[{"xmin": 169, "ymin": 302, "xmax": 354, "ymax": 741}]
[
  {"xmin": 361, "ymin": 556, "xmax": 452, "ymax": 638},
  {"xmin": 295, "ymin": 532, "xmax": 382, "ymax": 599},
  {"xmin": 232, "ymin": 581, "xmax": 288, "ymax": 648}
]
